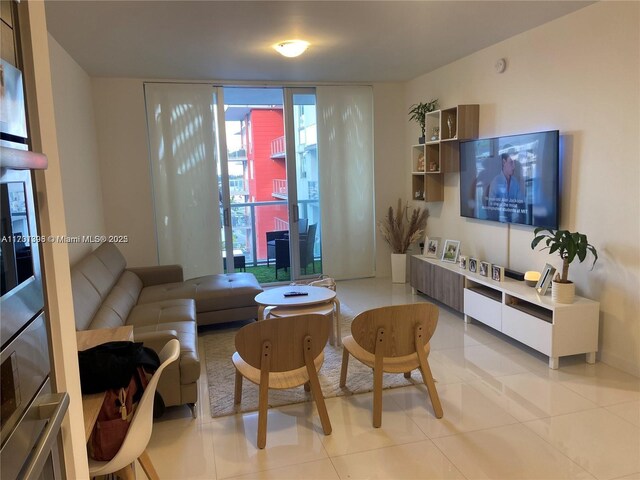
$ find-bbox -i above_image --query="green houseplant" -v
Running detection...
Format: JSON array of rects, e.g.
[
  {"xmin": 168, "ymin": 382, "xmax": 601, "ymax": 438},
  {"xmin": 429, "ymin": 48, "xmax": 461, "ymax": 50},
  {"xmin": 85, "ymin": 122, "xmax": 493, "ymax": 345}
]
[
  {"xmin": 408, "ymin": 99, "xmax": 439, "ymax": 144},
  {"xmin": 530, "ymin": 228, "xmax": 598, "ymax": 303},
  {"xmin": 378, "ymin": 199, "xmax": 429, "ymax": 283}
]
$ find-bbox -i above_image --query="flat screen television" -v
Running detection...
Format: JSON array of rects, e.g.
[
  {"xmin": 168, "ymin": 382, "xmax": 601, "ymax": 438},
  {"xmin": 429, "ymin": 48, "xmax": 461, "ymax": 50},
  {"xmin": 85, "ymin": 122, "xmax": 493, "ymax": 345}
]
[{"xmin": 459, "ymin": 130, "xmax": 559, "ymax": 229}]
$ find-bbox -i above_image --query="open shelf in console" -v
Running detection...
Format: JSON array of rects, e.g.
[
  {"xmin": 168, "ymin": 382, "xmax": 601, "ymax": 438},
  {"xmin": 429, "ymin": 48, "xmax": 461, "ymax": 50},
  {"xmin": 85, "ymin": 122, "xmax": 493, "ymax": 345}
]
[
  {"xmin": 505, "ymin": 294, "xmax": 553, "ymax": 323},
  {"xmin": 466, "ymin": 279, "xmax": 502, "ymax": 302}
]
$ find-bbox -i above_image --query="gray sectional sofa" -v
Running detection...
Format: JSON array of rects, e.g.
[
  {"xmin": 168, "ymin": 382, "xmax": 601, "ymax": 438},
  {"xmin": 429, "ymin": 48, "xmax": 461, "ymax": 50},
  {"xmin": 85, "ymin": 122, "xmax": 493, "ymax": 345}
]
[{"xmin": 72, "ymin": 242, "xmax": 262, "ymax": 415}]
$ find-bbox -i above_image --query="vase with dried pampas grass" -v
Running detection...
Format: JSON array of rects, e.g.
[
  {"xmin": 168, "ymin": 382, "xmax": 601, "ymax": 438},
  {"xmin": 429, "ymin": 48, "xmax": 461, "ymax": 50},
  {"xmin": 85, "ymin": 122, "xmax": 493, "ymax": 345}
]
[{"xmin": 377, "ymin": 199, "xmax": 429, "ymax": 254}]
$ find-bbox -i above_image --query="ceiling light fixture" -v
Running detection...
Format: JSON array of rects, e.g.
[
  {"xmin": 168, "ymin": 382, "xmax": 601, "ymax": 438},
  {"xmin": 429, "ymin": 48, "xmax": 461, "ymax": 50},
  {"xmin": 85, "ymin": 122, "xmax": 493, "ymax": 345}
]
[{"xmin": 273, "ymin": 40, "xmax": 309, "ymax": 58}]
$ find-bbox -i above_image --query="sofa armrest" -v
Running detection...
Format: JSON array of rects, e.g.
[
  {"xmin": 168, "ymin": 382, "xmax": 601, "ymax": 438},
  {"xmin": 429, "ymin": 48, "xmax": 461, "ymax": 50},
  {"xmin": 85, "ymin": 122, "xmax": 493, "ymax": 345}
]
[
  {"xmin": 133, "ymin": 330, "xmax": 179, "ymax": 354},
  {"xmin": 127, "ymin": 265, "xmax": 184, "ymax": 286}
]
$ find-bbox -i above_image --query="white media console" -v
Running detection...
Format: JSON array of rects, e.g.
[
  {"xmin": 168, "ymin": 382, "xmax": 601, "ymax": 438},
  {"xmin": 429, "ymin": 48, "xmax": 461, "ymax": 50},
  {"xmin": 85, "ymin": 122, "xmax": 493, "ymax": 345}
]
[{"xmin": 410, "ymin": 256, "xmax": 600, "ymax": 369}]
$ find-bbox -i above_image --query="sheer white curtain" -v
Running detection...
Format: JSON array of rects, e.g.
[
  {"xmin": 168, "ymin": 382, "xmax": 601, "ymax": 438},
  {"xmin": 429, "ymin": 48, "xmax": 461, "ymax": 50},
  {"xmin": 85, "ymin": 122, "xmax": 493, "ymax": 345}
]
[
  {"xmin": 316, "ymin": 86, "xmax": 375, "ymax": 279},
  {"xmin": 144, "ymin": 83, "xmax": 222, "ymax": 279}
]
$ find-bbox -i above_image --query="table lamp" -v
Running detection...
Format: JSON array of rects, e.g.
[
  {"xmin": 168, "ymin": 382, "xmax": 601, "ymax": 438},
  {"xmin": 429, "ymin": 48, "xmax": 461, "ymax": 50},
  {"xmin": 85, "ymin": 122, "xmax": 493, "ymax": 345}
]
[{"xmin": 524, "ymin": 271, "xmax": 541, "ymax": 287}]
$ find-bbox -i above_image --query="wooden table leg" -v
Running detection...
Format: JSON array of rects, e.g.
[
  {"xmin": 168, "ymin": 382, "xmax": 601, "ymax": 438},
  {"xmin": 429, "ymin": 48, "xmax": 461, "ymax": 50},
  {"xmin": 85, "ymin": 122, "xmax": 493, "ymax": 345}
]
[{"xmin": 258, "ymin": 305, "xmax": 266, "ymax": 320}]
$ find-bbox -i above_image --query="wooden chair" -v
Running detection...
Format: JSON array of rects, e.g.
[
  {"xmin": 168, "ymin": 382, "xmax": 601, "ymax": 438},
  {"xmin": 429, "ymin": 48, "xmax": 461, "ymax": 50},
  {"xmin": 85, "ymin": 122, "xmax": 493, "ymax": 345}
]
[
  {"xmin": 339, "ymin": 303, "xmax": 443, "ymax": 427},
  {"xmin": 232, "ymin": 314, "xmax": 332, "ymax": 448}
]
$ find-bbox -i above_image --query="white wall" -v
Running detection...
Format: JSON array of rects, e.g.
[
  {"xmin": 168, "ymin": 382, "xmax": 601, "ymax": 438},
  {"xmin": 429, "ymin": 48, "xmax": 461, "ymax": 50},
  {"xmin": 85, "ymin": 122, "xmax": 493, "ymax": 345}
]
[
  {"xmin": 373, "ymin": 83, "xmax": 409, "ymax": 277},
  {"xmin": 48, "ymin": 35, "xmax": 105, "ymax": 264},
  {"xmin": 405, "ymin": 1, "xmax": 640, "ymax": 375},
  {"xmin": 91, "ymin": 78, "xmax": 158, "ymax": 266}
]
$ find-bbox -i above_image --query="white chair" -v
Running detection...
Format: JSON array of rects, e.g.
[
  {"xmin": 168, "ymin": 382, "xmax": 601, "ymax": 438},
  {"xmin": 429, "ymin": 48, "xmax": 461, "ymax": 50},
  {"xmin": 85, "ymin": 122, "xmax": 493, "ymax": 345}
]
[{"xmin": 88, "ymin": 339, "xmax": 181, "ymax": 480}]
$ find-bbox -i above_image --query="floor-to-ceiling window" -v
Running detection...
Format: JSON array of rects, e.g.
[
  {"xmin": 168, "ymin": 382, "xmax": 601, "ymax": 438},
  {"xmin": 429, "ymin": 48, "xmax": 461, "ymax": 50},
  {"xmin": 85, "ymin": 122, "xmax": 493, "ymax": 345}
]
[{"xmin": 145, "ymin": 83, "xmax": 374, "ymax": 284}]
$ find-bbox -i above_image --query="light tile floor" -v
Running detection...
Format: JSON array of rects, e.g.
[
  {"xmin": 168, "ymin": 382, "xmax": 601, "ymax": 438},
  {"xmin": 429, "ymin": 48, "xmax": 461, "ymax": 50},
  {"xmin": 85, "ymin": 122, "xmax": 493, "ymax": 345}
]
[{"xmin": 140, "ymin": 277, "xmax": 640, "ymax": 480}]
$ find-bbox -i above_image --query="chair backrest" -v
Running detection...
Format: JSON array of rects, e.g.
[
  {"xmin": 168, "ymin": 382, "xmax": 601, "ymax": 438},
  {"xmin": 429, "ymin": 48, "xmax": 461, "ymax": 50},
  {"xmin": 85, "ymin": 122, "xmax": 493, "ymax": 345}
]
[
  {"xmin": 298, "ymin": 218, "xmax": 308, "ymax": 235},
  {"xmin": 99, "ymin": 339, "xmax": 180, "ymax": 473},
  {"xmin": 301, "ymin": 223, "xmax": 317, "ymax": 265},
  {"xmin": 350, "ymin": 303, "xmax": 438, "ymax": 357},
  {"xmin": 235, "ymin": 314, "xmax": 330, "ymax": 372}
]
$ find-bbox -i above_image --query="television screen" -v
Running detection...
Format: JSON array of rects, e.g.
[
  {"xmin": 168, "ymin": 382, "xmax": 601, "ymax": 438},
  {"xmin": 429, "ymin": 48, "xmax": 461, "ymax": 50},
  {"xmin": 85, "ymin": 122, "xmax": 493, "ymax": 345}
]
[{"xmin": 459, "ymin": 130, "xmax": 559, "ymax": 228}]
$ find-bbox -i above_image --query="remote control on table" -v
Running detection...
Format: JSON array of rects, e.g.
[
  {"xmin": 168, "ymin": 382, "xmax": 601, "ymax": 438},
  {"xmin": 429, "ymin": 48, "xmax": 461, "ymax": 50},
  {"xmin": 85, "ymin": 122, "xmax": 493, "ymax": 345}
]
[{"xmin": 283, "ymin": 291, "xmax": 309, "ymax": 297}]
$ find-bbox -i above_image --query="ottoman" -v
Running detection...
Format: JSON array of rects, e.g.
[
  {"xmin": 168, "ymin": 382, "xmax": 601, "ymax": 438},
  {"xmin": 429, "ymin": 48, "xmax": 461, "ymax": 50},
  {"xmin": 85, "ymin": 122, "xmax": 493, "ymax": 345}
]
[{"xmin": 137, "ymin": 272, "xmax": 263, "ymax": 326}]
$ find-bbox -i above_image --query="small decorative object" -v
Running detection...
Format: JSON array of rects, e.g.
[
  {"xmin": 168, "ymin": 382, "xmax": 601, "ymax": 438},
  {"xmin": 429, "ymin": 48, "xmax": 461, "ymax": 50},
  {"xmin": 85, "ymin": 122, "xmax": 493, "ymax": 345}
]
[
  {"xmin": 535, "ymin": 263, "xmax": 556, "ymax": 296},
  {"xmin": 378, "ymin": 199, "xmax": 429, "ymax": 283},
  {"xmin": 414, "ymin": 190, "xmax": 423, "ymax": 199},
  {"xmin": 531, "ymin": 228, "xmax": 598, "ymax": 304},
  {"xmin": 491, "ymin": 264, "xmax": 504, "ymax": 282},
  {"xmin": 459, "ymin": 255, "xmax": 467, "ymax": 269},
  {"xmin": 431, "ymin": 126, "xmax": 440, "ymax": 141},
  {"xmin": 416, "ymin": 152, "xmax": 425, "ymax": 172},
  {"xmin": 429, "ymin": 161, "xmax": 437, "ymax": 172},
  {"xmin": 479, "ymin": 261, "xmax": 490, "ymax": 277},
  {"xmin": 524, "ymin": 271, "xmax": 541, "ymax": 287},
  {"xmin": 425, "ymin": 237, "xmax": 440, "ymax": 258},
  {"xmin": 447, "ymin": 116, "xmax": 455, "ymax": 138},
  {"xmin": 495, "ymin": 58, "xmax": 507, "ymax": 74},
  {"xmin": 441, "ymin": 239, "xmax": 460, "ymax": 263},
  {"xmin": 468, "ymin": 257, "xmax": 478, "ymax": 273},
  {"xmin": 408, "ymin": 99, "xmax": 439, "ymax": 144}
]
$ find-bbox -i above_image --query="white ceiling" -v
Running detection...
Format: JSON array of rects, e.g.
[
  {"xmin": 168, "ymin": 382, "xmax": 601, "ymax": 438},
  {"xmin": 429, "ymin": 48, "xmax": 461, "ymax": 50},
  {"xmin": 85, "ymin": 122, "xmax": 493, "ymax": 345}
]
[{"xmin": 45, "ymin": 1, "xmax": 593, "ymax": 83}]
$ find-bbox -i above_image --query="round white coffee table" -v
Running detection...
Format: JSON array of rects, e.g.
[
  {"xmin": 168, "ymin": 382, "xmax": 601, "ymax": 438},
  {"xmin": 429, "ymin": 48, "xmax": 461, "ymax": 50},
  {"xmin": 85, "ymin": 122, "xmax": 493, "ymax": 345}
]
[{"xmin": 254, "ymin": 285, "xmax": 341, "ymax": 346}]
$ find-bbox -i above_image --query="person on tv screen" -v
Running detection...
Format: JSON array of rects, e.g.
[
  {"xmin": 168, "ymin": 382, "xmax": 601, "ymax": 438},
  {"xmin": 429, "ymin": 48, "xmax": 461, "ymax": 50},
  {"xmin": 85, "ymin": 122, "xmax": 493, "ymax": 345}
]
[{"xmin": 487, "ymin": 147, "xmax": 524, "ymax": 222}]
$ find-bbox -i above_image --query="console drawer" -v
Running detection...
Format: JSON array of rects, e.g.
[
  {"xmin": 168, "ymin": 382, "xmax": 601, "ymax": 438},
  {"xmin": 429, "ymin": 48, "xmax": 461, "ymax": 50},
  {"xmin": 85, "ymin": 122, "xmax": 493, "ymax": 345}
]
[
  {"xmin": 464, "ymin": 288, "xmax": 501, "ymax": 330},
  {"xmin": 502, "ymin": 305, "xmax": 552, "ymax": 356}
]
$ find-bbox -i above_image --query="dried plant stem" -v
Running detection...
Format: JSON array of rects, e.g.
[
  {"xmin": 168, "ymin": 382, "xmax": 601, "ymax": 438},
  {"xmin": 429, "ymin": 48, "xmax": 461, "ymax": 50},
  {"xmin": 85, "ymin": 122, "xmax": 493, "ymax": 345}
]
[{"xmin": 377, "ymin": 199, "xmax": 429, "ymax": 254}]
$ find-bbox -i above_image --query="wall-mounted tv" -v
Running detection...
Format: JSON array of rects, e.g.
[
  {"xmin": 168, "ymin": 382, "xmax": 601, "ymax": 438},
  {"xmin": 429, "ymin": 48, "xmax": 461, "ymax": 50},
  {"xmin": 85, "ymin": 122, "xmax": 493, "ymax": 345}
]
[{"xmin": 459, "ymin": 130, "xmax": 559, "ymax": 229}]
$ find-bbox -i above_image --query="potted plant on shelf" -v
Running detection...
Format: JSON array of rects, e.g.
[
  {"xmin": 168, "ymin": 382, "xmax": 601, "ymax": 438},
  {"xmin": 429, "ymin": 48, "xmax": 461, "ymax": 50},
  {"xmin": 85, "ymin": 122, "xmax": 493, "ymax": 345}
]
[
  {"xmin": 378, "ymin": 199, "xmax": 429, "ymax": 283},
  {"xmin": 408, "ymin": 99, "xmax": 439, "ymax": 144},
  {"xmin": 530, "ymin": 228, "xmax": 598, "ymax": 303}
]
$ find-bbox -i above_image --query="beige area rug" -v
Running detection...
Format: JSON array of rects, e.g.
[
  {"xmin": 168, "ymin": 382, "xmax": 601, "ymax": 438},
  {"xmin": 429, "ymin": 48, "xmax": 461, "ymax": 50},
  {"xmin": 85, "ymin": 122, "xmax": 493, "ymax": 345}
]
[{"xmin": 203, "ymin": 304, "xmax": 424, "ymax": 418}]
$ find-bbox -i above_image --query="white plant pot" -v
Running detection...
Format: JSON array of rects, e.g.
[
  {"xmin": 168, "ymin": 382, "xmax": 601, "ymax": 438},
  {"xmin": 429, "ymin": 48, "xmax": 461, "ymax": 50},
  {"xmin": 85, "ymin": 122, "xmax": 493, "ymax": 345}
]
[
  {"xmin": 552, "ymin": 280, "xmax": 575, "ymax": 304},
  {"xmin": 391, "ymin": 253, "xmax": 407, "ymax": 283}
]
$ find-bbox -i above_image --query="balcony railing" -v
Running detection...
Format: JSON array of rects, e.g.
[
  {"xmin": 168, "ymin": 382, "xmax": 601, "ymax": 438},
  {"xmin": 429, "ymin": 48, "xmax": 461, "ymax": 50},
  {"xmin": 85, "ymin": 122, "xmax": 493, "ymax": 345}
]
[
  {"xmin": 223, "ymin": 199, "xmax": 319, "ymax": 268},
  {"xmin": 270, "ymin": 136, "xmax": 286, "ymax": 158},
  {"xmin": 274, "ymin": 217, "xmax": 289, "ymax": 230},
  {"xmin": 272, "ymin": 179, "xmax": 287, "ymax": 199},
  {"xmin": 228, "ymin": 148, "xmax": 248, "ymax": 161}
]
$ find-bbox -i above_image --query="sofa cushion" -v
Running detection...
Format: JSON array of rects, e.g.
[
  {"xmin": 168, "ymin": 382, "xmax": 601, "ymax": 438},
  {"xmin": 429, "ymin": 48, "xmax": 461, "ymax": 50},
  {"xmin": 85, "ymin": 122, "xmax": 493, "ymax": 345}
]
[
  {"xmin": 87, "ymin": 271, "xmax": 144, "ymax": 330},
  {"xmin": 138, "ymin": 273, "xmax": 262, "ymax": 313},
  {"xmin": 127, "ymin": 299, "xmax": 195, "ymax": 327},
  {"xmin": 71, "ymin": 267, "xmax": 103, "ymax": 331},
  {"xmin": 132, "ymin": 320, "xmax": 200, "ymax": 384},
  {"xmin": 92, "ymin": 242, "xmax": 127, "ymax": 280},
  {"xmin": 72, "ymin": 242, "xmax": 129, "ymax": 330}
]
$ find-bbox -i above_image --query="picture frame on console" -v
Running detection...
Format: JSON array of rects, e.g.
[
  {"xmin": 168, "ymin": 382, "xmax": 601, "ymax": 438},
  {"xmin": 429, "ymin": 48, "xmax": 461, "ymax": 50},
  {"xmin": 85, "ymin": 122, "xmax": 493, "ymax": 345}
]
[
  {"xmin": 479, "ymin": 261, "xmax": 490, "ymax": 277},
  {"xmin": 441, "ymin": 240, "xmax": 460, "ymax": 263},
  {"xmin": 459, "ymin": 255, "xmax": 467, "ymax": 269},
  {"xmin": 536, "ymin": 263, "xmax": 556, "ymax": 296},
  {"xmin": 424, "ymin": 237, "xmax": 440, "ymax": 258},
  {"xmin": 468, "ymin": 257, "xmax": 478, "ymax": 273},
  {"xmin": 491, "ymin": 264, "xmax": 504, "ymax": 282}
]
